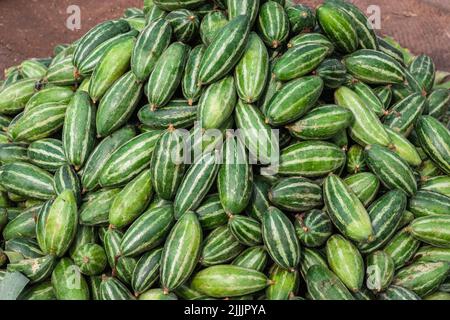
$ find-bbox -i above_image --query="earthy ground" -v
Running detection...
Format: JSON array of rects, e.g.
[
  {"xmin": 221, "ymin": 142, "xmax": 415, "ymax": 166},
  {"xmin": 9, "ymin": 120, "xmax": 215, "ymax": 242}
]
[{"xmin": 0, "ymin": 0, "xmax": 449, "ymax": 74}]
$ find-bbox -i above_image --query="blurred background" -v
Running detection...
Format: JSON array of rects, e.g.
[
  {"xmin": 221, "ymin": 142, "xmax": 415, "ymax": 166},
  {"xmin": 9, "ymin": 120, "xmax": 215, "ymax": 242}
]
[{"xmin": 0, "ymin": 0, "xmax": 449, "ymax": 73}]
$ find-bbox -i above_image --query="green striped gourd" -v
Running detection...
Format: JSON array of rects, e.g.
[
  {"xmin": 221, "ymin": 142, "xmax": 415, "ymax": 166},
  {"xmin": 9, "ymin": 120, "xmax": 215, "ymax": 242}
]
[
  {"xmin": 45, "ymin": 56, "xmax": 80, "ymax": 86},
  {"xmin": 7, "ymin": 255, "xmax": 54, "ymax": 284},
  {"xmin": 384, "ymin": 93, "xmax": 427, "ymax": 136},
  {"xmin": 120, "ymin": 204, "xmax": 174, "ymax": 256},
  {"xmin": 413, "ymin": 246, "xmax": 450, "ymax": 264},
  {"xmin": 132, "ymin": 248, "xmax": 163, "ymax": 295},
  {"xmin": 262, "ymin": 206, "xmax": 300, "ymax": 270},
  {"xmin": 18, "ymin": 281, "xmax": 56, "ymax": 300},
  {"xmin": 287, "ymin": 104, "xmax": 353, "ymax": 140},
  {"xmin": 183, "ymin": 45, "xmax": 206, "ymax": 105},
  {"xmin": 35, "ymin": 201, "xmax": 52, "ymax": 251},
  {"xmin": 266, "ymin": 76, "xmax": 323, "ymax": 126},
  {"xmin": 346, "ymin": 145, "xmax": 367, "ymax": 174},
  {"xmin": 274, "ymin": 44, "xmax": 329, "ymax": 81},
  {"xmin": 10, "ymin": 103, "xmax": 67, "ymax": 143},
  {"xmin": 345, "ymin": 172, "xmax": 380, "ymax": 207},
  {"xmin": 378, "ymin": 285, "xmax": 421, "ymax": 300},
  {"xmin": 306, "ymin": 265, "xmax": 354, "ymax": 300},
  {"xmin": 20, "ymin": 60, "xmax": 47, "ymax": 79},
  {"xmin": 100, "ymin": 276, "xmax": 134, "ymax": 300},
  {"xmin": 109, "ymin": 169, "xmax": 153, "ymax": 228},
  {"xmin": 218, "ymin": 136, "xmax": 253, "ymax": 215},
  {"xmin": 365, "ymin": 144, "xmax": 417, "ymax": 196},
  {"xmin": 2, "ymin": 205, "xmax": 41, "ymax": 240},
  {"xmin": 0, "ymin": 143, "xmax": 28, "ymax": 164},
  {"xmin": 77, "ymin": 31, "xmax": 138, "ymax": 77},
  {"xmin": 384, "ymin": 126, "xmax": 422, "ymax": 167},
  {"xmin": 235, "ymin": 101, "xmax": 278, "ymax": 165},
  {"xmin": 228, "ymin": 215, "xmax": 262, "ymax": 246},
  {"xmin": 365, "ymin": 250, "xmax": 394, "ymax": 293},
  {"xmin": 68, "ymin": 225, "xmax": 96, "ymax": 258},
  {"xmin": 139, "ymin": 289, "xmax": 178, "ymax": 300},
  {"xmin": 334, "ymin": 86, "xmax": 391, "ymax": 147},
  {"xmin": 4, "ymin": 238, "xmax": 43, "ymax": 259},
  {"xmin": 350, "ymin": 81, "xmax": 385, "ymax": 116},
  {"xmin": 115, "ymin": 256, "xmax": 138, "ymax": 286},
  {"xmin": 0, "ymin": 162, "xmax": 54, "ymax": 200},
  {"xmin": 397, "ymin": 211, "xmax": 415, "ymax": 231},
  {"xmin": 138, "ymin": 101, "xmax": 198, "ymax": 129},
  {"xmin": 24, "ymin": 85, "xmax": 73, "ymax": 114},
  {"xmin": 146, "ymin": 42, "xmax": 189, "ymax": 110},
  {"xmin": 89, "ymin": 276, "xmax": 102, "ymax": 301},
  {"xmin": 419, "ymin": 160, "xmax": 442, "ymax": 180},
  {"xmin": 200, "ymin": 225, "xmax": 244, "ymax": 266},
  {"xmin": 199, "ymin": 15, "xmax": 251, "ymax": 85},
  {"xmin": 227, "ymin": 0, "xmax": 260, "ymax": 26},
  {"xmin": 99, "ymin": 130, "xmax": 161, "ymax": 187},
  {"xmin": 0, "ymin": 114, "xmax": 11, "ymax": 130},
  {"xmin": 257, "ymin": 1, "xmax": 289, "ymax": 49},
  {"xmin": 166, "ymin": 9, "xmax": 199, "ymax": 43},
  {"xmin": 316, "ymin": 3, "xmax": 357, "ymax": 53},
  {"xmin": 426, "ymin": 89, "xmax": 450, "ymax": 119},
  {"xmin": 266, "ymin": 265, "xmax": 299, "ymax": 300},
  {"xmin": 28, "ymin": 139, "xmax": 67, "ymax": 172},
  {"xmin": 326, "ymin": 235, "xmax": 364, "ymax": 293},
  {"xmin": 89, "ymin": 35, "xmax": 135, "ymax": 102},
  {"xmin": 103, "ymin": 228, "xmax": 122, "ymax": 269},
  {"xmin": 131, "ymin": 18, "xmax": 172, "ymax": 81},
  {"xmin": 79, "ymin": 189, "xmax": 120, "ymax": 226},
  {"xmin": 53, "ymin": 165, "xmax": 82, "ymax": 204},
  {"xmin": 160, "ymin": 212, "xmax": 202, "ymax": 291},
  {"xmin": 374, "ymin": 85, "xmax": 393, "ymax": 110},
  {"xmin": 40, "ymin": 190, "xmax": 78, "ymax": 257},
  {"xmin": 191, "ymin": 265, "xmax": 269, "ymax": 298},
  {"xmin": 288, "ymin": 33, "xmax": 334, "ymax": 52},
  {"xmin": 235, "ymin": 33, "xmax": 269, "ymax": 104},
  {"xmin": 408, "ymin": 190, "xmax": 450, "ymax": 217},
  {"xmin": 96, "ymin": 71, "xmax": 143, "ymax": 137},
  {"xmin": 199, "ymin": 11, "xmax": 228, "ymax": 46},
  {"xmin": 232, "ymin": 246, "xmax": 268, "ymax": 272},
  {"xmin": 294, "ymin": 210, "xmax": 332, "ymax": 248},
  {"xmin": 409, "ymin": 54, "xmax": 435, "ymax": 94},
  {"xmin": 63, "ymin": 91, "xmax": 96, "ymax": 169},
  {"xmin": 146, "ymin": 4, "xmax": 167, "ymax": 23},
  {"xmin": 324, "ymin": 174, "xmax": 373, "ymax": 242},
  {"xmin": 246, "ymin": 177, "xmax": 271, "ymax": 222},
  {"xmin": 393, "ymin": 261, "xmax": 449, "ymax": 297},
  {"xmin": 328, "ymin": 0, "xmax": 378, "ymax": 50},
  {"xmin": 357, "ymin": 190, "xmax": 406, "ymax": 254},
  {"xmin": 196, "ymin": 194, "xmax": 228, "ymax": 230},
  {"xmin": 150, "ymin": 126, "xmax": 186, "ymax": 201},
  {"xmin": 73, "ymin": 243, "xmax": 107, "ymax": 276},
  {"xmin": 415, "ymin": 116, "xmax": 450, "ymax": 175},
  {"xmin": 286, "ymin": 4, "xmax": 316, "ymax": 34},
  {"xmin": 421, "ymin": 176, "xmax": 450, "ymax": 197},
  {"xmin": 269, "ymin": 177, "xmax": 322, "ymax": 212},
  {"xmin": 343, "ymin": 50, "xmax": 405, "ymax": 85},
  {"xmin": 73, "ymin": 19, "xmax": 130, "ymax": 70},
  {"xmin": 278, "ymin": 141, "xmax": 345, "ymax": 177},
  {"xmin": 384, "ymin": 228, "xmax": 421, "ymax": 269},
  {"xmin": 409, "ymin": 216, "xmax": 450, "ymax": 248},
  {"xmin": 153, "ymin": 0, "xmax": 207, "ymax": 11},
  {"xmin": 174, "ymin": 151, "xmax": 220, "ymax": 219},
  {"xmin": 198, "ymin": 76, "xmax": 237, "ymax": 129},
  {"xmin": 377, "ymin": 36, "xmax": 405, "ymax": 65},
  {"xmin": 300, "ymin": 247, "xmax": 328, "ymax": 280},
  {"xmin": 81, "ymin": 126, "xmax": 136, "ymax": 191},
  {"xmin": 315, "ymin": 59, "xmax": 347, "ymax": 89}
]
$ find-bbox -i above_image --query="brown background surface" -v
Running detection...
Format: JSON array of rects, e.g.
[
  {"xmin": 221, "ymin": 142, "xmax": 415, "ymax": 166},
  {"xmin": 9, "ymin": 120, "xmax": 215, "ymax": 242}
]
[{"xmin": 0, "ymin": 0, "xmax": 449, "ymax": 73}]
